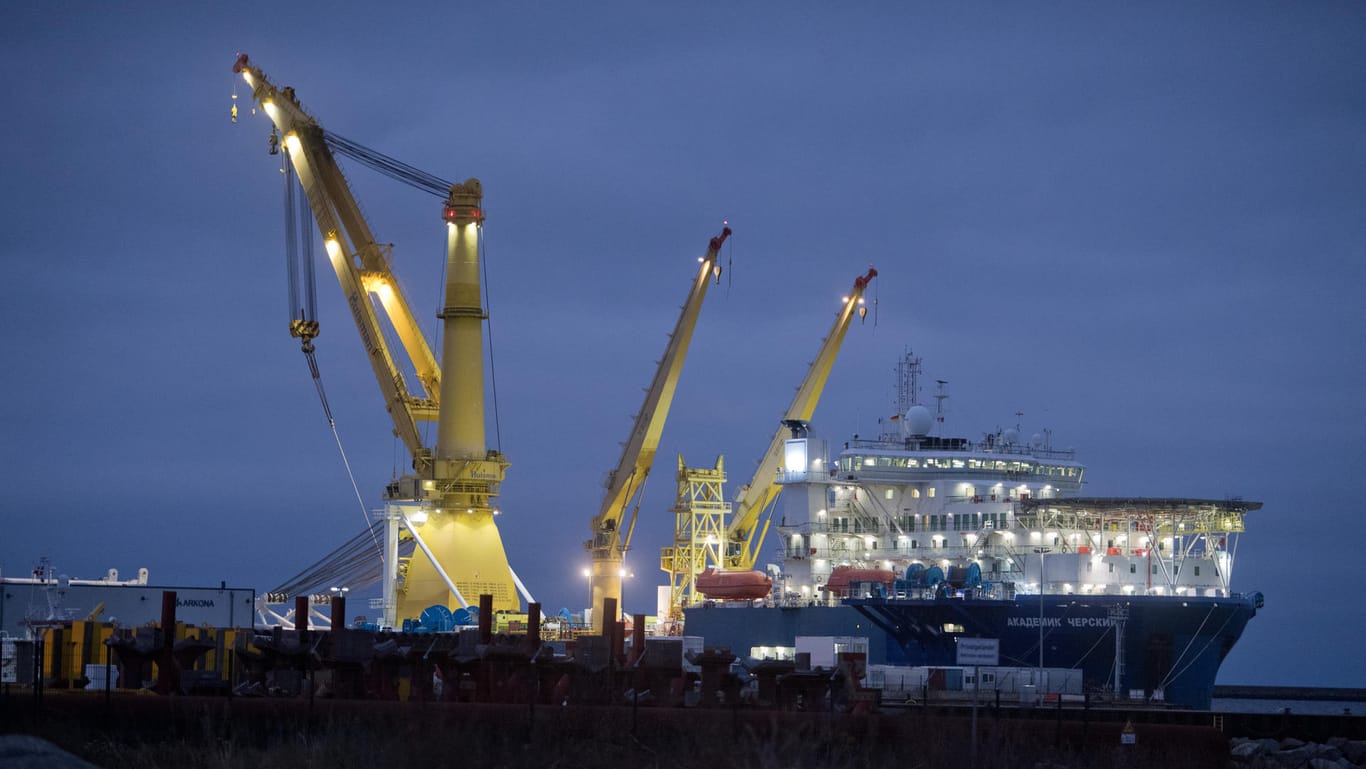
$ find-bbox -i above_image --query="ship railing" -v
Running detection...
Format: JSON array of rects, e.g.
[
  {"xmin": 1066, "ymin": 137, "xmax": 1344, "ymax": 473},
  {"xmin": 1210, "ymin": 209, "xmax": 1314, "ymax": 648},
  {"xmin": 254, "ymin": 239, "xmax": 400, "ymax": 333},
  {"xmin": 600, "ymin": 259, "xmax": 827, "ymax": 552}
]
[
  {"xmin": 799, "ymin": 542, "xmax": 1018, "ymax": 562},
  {"xmin": 777, "ymin": 469, "xmax": 833, "ymax": 484},
  {"xmin": 844, "ymin": 437, "xmax": 1077, "ymax": 460},
  {"xmin": 771, "ymin": 593, "xmax": 837, "ymax": 609}
]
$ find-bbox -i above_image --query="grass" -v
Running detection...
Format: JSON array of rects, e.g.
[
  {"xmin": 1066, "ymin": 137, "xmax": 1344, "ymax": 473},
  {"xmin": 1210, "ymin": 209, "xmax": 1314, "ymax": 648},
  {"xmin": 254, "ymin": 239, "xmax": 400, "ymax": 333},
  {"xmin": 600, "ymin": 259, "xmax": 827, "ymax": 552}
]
[{"xmin": 4, "ymin": 692, "xmax": 1228, "ymax": 769}]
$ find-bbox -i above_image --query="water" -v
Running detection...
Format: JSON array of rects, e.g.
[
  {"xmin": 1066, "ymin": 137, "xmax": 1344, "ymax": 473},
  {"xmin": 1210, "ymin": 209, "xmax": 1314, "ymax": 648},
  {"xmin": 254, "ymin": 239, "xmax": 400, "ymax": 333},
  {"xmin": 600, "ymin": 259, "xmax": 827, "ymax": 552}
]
[{"xmin": 1212, "ymin": 698, "xmax": 1366, "ymax": 716}]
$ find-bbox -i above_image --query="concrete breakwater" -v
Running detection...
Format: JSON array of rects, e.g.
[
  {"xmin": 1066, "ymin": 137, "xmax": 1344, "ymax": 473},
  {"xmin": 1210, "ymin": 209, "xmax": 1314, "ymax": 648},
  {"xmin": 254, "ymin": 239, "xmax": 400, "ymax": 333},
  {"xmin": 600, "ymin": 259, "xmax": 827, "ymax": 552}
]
[
  {"xmin": 1230, "ymin": 736, "xmax": 1366, "ymax": 768},
  {"xmin": 1217, "ymin": 686, "xmax": 1366, "ymax": 703}
]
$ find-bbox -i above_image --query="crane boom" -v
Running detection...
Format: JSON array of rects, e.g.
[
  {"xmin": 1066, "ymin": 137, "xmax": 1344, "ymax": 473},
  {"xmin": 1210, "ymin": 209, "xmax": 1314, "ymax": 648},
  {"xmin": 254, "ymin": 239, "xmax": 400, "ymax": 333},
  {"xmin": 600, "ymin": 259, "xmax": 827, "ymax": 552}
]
[
  {"xmin": 235, "ymin": 56, "xmax": 442, "ymax": 466},
  {"xmin": 585, "ymin": 226, "xmax": 730, "ymax": 630},
  {"xmin": 723, "ymin": 267, "xmax": 877, "ymax": 571}
]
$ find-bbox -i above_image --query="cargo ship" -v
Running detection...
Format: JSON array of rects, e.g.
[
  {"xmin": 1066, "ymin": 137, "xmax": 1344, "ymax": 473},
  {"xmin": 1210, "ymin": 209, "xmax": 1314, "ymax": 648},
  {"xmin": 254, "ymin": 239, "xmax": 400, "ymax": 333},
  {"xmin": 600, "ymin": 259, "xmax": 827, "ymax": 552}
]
[{"xmin": 684, "ymin": 351, "xmax": 1262, "ymax": 709}]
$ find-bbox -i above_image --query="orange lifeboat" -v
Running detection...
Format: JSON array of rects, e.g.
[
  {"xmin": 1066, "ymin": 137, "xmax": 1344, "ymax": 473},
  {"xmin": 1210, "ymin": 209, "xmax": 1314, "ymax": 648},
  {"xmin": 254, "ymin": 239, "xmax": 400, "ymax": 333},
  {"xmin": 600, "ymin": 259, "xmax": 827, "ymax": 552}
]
[
  {"xmin": 695, "ymin": 569, "xmax": 772, "ymax": 600},
  {"xmin": 822, "ymin": 566, "xmax": 895, "ymax": 595}
]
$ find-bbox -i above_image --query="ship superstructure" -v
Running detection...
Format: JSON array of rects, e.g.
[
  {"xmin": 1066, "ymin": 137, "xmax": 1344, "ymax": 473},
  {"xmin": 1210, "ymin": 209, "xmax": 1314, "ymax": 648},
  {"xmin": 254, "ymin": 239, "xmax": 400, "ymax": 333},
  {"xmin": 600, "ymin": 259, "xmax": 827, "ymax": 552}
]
[
  {"xmin": 774, "ymin": 353, "xmax": 1249, "ymax": 603},
  {"xmin": 775, "ymin": 353, "xmax": 1088, "ymax": 602}
]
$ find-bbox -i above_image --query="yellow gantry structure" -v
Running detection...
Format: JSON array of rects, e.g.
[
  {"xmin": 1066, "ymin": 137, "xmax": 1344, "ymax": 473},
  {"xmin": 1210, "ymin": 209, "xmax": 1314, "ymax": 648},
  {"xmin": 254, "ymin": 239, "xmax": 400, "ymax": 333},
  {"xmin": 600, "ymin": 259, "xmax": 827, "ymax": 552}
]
[
  {"xmin": 660, "ymin": 456, "xmax": 730, "ymax": 624},
  {"xmin": 585, "ymin": 227, "xmax": 730, "ymax": 632},
  {"xmin": 235, "ymin": 56, "xmax": 518, "ymax": 623},
  {"xmin": 661, "ymin": 267, "xmax": 877, "ymax": 617}
]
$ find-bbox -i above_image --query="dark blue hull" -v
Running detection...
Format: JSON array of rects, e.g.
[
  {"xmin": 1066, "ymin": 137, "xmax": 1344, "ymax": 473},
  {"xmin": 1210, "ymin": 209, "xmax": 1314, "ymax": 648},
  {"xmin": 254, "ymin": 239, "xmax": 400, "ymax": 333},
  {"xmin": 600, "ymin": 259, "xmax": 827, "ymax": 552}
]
[{"xmin": 683, "ymin": 593, "xmax": 1257, "ymax": 709}]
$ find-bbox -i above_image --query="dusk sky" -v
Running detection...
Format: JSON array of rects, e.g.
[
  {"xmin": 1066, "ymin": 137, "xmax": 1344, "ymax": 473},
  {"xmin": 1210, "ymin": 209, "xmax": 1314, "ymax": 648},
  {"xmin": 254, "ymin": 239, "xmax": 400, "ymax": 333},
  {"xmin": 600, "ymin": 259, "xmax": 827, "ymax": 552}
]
[{"xmin": 3, "ymin": 3, "xmax": 1363, "ymax": 687}]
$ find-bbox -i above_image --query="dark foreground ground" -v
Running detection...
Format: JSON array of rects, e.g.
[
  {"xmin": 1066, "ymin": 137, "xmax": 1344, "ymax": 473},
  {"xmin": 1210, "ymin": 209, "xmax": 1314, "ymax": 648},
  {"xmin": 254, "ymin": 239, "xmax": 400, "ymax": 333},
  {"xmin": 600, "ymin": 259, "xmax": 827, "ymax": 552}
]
[{"xmin": 2, "ymin": 691, "xmax": 1361, "ymax": 769}]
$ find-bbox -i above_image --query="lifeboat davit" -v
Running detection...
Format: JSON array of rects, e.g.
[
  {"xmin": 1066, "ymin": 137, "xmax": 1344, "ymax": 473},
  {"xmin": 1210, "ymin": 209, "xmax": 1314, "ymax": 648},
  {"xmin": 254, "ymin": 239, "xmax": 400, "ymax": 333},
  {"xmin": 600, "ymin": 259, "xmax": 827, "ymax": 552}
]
[
  {"xmin": 695, "ymin": 569, "xmax": 772, "ymax": 600},
  {"xmin": 822, "ymin": 566, "xmax": 895, "ymax": 595}
]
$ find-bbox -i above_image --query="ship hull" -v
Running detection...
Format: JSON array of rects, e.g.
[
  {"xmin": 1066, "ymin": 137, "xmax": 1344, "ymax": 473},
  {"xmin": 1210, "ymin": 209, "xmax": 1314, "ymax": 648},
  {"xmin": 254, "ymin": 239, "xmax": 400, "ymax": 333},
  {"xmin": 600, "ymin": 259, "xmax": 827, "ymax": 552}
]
[{"xmin": 684, "ymin": 593, "xmax": 1256, "ymax": 709}]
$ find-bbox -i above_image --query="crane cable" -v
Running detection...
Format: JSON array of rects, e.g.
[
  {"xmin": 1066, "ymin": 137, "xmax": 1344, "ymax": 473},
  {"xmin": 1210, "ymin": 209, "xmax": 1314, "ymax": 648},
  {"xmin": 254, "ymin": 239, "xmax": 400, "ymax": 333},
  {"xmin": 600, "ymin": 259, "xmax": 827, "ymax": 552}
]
[
  {"xmin": 481, "ymin": 230, "xmax": 504, "ymax": 453},
  {"xmin": 283, "ymin": 151, "xmax": 384, "ymax": 564},
  {"xmin": 300, "ymin": 302, "xmax": 383, "ymax": 568},
  {"xmin": 322, "ymin": 130, "xmax": 452, "ymax": 198}
]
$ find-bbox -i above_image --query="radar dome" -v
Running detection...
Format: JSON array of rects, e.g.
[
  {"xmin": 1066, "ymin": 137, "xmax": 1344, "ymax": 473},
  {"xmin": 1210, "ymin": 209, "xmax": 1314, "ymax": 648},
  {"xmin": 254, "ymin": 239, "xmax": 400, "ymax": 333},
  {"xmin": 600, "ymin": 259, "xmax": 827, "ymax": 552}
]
[
  {"xmin": 904, "ymin": 405, "xmax": 933, "ymax": 436},
  {"xmin": 1030, "ymin": 433, "xmax": 1044, "ymax": 448},
  {"xmin": 1002, "ymin": 428, "xmax": 1020, "ymax": 445}
]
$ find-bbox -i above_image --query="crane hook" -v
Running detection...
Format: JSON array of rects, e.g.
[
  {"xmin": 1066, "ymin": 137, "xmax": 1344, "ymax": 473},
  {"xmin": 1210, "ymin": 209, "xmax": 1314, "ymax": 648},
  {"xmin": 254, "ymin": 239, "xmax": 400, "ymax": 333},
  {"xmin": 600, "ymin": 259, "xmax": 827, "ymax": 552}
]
[{"xmin": 268, "ymin": 128, "xmax": 280, "ymax": 156}]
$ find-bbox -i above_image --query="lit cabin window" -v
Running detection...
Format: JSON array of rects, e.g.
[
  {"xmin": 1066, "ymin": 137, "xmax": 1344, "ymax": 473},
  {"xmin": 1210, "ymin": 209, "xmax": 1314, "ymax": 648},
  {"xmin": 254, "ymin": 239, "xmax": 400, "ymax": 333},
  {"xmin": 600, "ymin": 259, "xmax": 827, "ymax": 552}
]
[
  {"xmin": 911, "ymin": 488, "xmax": 921, "ymax": 498},
  {"xmin": 885, "ymin": 489, "xmax": 894, "ymax": 500},
  {"xmin": 927, "ymin": 488, "xmax": 936, "ymax": 498}
]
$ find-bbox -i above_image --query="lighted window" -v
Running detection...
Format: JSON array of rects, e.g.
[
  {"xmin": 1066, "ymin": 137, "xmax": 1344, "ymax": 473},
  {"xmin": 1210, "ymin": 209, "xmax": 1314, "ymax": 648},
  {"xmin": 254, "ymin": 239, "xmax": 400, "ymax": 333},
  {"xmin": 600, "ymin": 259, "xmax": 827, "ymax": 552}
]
[
  {"xmin": 911, "ymin": 488, "xmax": 920, "ymax": 498},
  {"xmin": 927, "ymin": 488, "xmax": 936, "ymax": 498},
  {"xmin": 885, "ymin": 489, "xmax": 894, "ymax": 500}
]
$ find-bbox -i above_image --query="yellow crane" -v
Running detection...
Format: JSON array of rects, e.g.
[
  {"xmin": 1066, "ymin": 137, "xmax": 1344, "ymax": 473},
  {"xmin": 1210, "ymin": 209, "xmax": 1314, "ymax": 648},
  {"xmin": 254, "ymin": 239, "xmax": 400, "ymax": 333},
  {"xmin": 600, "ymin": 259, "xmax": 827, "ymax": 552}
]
[
  {"xmin": 585, "ymin": 227, "xmax": 730, "ymax": 631},
  {"xmin": 661, "ymin": 268, "xmax": 876, "ymax": 618},
  {"xmin": 234, "ymin": 55, "xmax": 519, "ymax": 623},
  {"xmin": 722, "ymin": 267, "xmax": 876, "ymax": 572}
]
